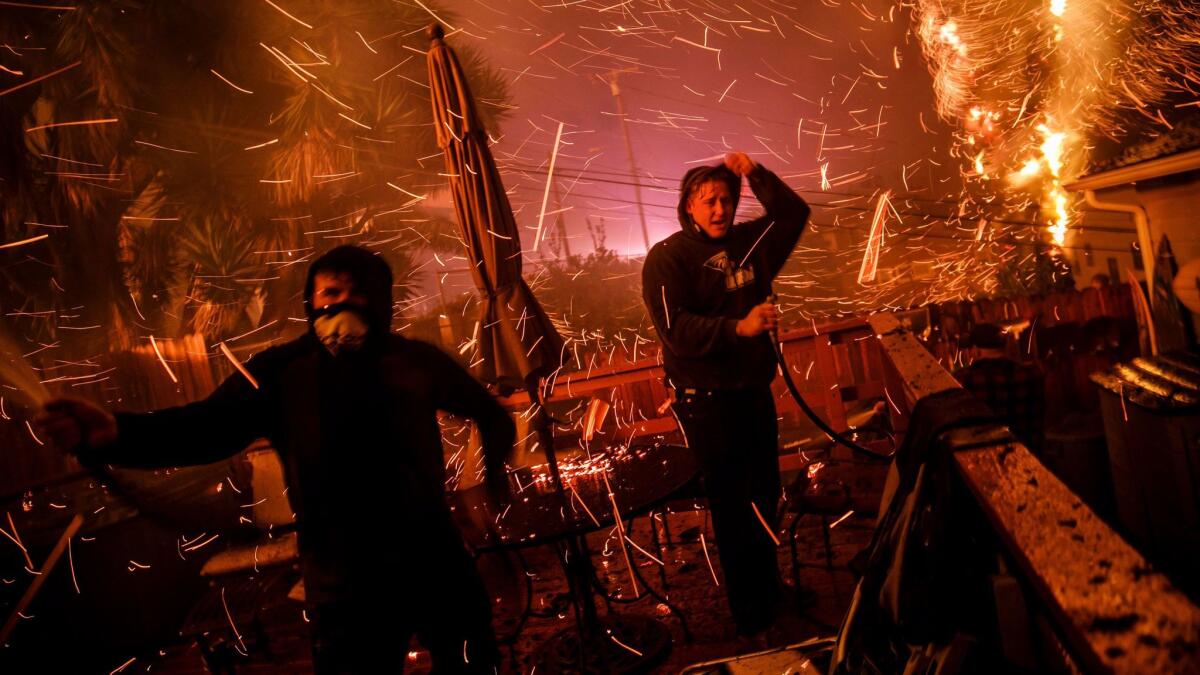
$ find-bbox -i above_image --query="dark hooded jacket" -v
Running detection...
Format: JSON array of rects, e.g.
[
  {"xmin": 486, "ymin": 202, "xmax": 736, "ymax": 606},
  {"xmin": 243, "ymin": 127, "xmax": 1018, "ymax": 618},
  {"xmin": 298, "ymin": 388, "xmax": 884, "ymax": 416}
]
[
  {"xmin": 87, "ymin": 247, "xmax": 515, "ymax": 601},
  {"xmin": 642, "ymin": 164, "xmax": 810, "ymax": 390}
]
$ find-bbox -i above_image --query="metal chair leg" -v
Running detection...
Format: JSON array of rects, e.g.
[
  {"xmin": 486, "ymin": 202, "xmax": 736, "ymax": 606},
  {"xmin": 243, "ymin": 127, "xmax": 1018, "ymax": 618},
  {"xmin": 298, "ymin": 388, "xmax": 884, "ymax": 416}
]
[
  {"xmin": 821, "ymin": 515, "xmax": 835, "ymax": 570},
  {"xmin": 660, "ymin": 506, "xmax": 673, "ymax": 547},
  {"xmin": 648, "ymin": 510, "xmax": 670, "ymax": 589},
  {"xmin": 789, "ymin": 512, "xmax": 804, "ymax": 590}
]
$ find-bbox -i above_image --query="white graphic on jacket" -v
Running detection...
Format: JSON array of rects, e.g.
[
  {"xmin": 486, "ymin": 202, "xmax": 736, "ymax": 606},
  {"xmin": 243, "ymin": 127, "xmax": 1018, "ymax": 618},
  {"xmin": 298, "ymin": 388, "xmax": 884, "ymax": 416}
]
[{"xmin": 703, "ymin": 251, "xmax": 756, "ymax": 291}]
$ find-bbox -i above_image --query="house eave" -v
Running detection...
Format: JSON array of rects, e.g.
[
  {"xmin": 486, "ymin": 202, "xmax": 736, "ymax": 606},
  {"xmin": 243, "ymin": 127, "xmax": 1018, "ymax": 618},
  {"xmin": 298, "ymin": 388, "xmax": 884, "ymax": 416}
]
[{"xmin": 1063, "ymin": 147, "xmax": 1200, "ymax": 192}]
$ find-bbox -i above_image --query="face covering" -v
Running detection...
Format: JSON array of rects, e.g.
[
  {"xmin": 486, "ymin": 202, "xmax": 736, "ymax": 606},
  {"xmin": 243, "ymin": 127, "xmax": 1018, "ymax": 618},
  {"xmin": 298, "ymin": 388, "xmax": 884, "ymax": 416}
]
[{"xmin": 312, "ymin": 303, "xmax": 370, "ymax": 357}]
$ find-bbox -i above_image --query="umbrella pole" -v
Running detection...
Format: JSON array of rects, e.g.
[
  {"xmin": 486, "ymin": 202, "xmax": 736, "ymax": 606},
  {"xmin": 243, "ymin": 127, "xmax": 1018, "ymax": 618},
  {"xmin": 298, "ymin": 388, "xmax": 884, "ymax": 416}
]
[
  {"xmin": 528, "ymin": 375, "xmax": 562, "ymax": 490},
  {"xmin": 527, "ymin": 375, "xmax": 600, "ymax": 636},
  {"xmin": 0, "ymin": 513, "xmax": 84, "ymax": 645}
]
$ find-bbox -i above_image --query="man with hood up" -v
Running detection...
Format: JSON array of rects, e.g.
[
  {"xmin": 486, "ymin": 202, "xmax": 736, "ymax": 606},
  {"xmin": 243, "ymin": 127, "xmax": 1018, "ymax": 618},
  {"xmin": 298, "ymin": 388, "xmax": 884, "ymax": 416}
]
[
  {"xmin": 37, "ymin": 245, "xmax": 515, "ymax": 673},
  {"xmin": 642, "ymin": 152, "xmax": 810, "ymax": 637}
]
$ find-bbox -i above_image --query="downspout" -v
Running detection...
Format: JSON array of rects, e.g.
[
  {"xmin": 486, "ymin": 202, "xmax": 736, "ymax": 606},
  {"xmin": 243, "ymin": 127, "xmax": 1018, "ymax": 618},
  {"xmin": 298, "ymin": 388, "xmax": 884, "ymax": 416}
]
[
  {"xmin": 1082, "ymin": 189, "xmax": 1155, "ymax": 301},
  {"xmin": 1083, "ymin": 189, "xmax": 1158, "ymax": 355}
]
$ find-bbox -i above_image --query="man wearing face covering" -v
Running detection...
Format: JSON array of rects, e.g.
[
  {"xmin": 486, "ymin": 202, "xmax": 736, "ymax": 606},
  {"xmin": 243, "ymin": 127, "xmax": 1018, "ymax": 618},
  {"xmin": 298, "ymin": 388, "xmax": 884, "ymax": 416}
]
[
  {"xmin": 36, "ymin": 245, "xmax": 515, "ymax": 673},
  {"xmin": 642, "ymin": 153, "xmax": 810, "ymax": 637}
]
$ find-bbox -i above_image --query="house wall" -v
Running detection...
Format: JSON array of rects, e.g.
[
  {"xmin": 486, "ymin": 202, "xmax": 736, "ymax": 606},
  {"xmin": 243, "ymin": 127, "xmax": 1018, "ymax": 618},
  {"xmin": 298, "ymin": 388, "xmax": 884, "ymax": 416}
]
[
  {"xmin": 1065, "ymin": 203, "xmax": 1143, "ymax": 288},
  {"xmin": 1136, "ymin": 171, "xmax": 1200, "ymax": 268},
  {"xmin": 1070, "ymin": 169, "xmax": 1200, "ymax": 339}
]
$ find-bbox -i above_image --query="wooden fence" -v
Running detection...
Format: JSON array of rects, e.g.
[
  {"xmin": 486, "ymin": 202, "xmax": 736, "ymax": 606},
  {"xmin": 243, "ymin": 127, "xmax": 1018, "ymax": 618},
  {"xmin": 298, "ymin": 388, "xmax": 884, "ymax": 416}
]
[{"xmin": 1, "ymin": 284, "xmax": 1140, "ymax": 498}]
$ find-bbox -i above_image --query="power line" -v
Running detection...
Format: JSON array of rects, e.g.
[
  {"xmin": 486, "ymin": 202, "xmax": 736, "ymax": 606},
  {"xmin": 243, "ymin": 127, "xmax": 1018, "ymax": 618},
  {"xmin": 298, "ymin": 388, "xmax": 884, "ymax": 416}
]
[
  {"xmin": 97, "ymin": 105, "xmax": 1137, "ymax": 243},
  {"xmin": 500, "ymin": 159, "xmax": 967, "ymax": 207}
]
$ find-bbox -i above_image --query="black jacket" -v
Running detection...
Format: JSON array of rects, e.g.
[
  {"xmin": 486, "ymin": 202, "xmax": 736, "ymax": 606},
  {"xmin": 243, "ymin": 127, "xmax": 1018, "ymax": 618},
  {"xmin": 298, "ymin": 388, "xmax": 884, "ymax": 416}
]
[
  {"xmin": 642, "ymin": 165, "xmax": 810, "ymax": 390},
  {"xmin": 87, "ymin": 333, "xmax": 515, "ymax": 600}
]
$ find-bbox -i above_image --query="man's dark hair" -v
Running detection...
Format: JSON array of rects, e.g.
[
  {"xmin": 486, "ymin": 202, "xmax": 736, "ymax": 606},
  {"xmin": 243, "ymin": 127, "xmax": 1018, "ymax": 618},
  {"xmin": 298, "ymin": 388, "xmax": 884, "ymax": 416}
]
[
  {"xmin": 969, "ymin": 322, "xmax": 1006, "ymax": 351},
  {"xmin": 676, "ymin": 164, "xmax": 741, "ymax": 233},
  {"xmin": 304, "ymin": 245, "xmax": 394, "ymax": 330}
]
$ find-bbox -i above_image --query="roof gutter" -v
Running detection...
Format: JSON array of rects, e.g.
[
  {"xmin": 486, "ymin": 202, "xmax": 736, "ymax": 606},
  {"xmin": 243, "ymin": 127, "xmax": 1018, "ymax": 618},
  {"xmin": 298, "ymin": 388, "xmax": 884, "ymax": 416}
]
[
  {"xmin": 1080, "ymin": 191, "xmax": 1159, "ymax": 356},
  {"xmin": 1063, "ymin": 146, "xmax": 1200, "ymax": 192},
  {"xmin": 1062, "ymin": 146, "xmax": 1200, "ymax": 357},
  {"xmin": 1061, "ymin": 147, "xmax": 1200, "ymax": 312}
]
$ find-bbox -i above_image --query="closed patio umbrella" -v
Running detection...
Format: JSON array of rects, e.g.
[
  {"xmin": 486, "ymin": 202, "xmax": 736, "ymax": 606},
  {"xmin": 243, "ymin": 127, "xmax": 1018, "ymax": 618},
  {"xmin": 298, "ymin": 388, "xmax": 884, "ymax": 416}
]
[
  {"xmin": 426, "ymin": 24, "xmax": 564, "ymax": 398},
  {"xmin": 426, "ymin": 28, "xmax": 677, "ymax": 669}
]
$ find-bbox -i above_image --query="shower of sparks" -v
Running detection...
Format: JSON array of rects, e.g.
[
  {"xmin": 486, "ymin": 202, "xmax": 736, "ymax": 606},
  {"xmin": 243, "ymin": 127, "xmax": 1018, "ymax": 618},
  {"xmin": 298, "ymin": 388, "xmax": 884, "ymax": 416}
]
[
  {"xmin": 149, "ymin": 336, "xmax": 179, "ymax": 384},
  {"xmin": 25, "ymin": 118, "xmax": 119, "ymax": 133},
  {"xmin": 67, "ymin": 535, "xmax": 79, "ymax": 593},
  {"xmin": 602, "ymin": 471, "xmax": 639, "ymax": 596},
  {"xmin": 0, "ymin": 514, "xmax": 34, "ymax": 571},
  {"xmin": 623, "ymin": 534, "xmax": 664, "ymax": 566},
  {"xmin": 568, "ymin": 486, "xmax": 601, "ymax": 527},
  {"xmin": 0, "ymin": 327, "xmax": 50, "ymax": 407},
  {"xmin": 2, "ymin": 0, "xmax": 1196, "ymax": 637},
  {"xmin": 210, "ymin": 69, "xmax": 254, "ymax": 94},
  {"xmin": 220, "ymin": 586, "xmax": 249, "ymax": 654},
  {"xmin": 109, "ymin": 657, "xmax": 137, "ymax": 674},
  {"xmin": 260, "ymin": 0, "xmax": 313, "ymax": 30},
  {"xmin": 2, "ymin": 0, "xmax": 1192, "ymax": 362},
  {"xmin": 699, "ymin": 531, "xmax": 720, "ymax": 586},
  {"xmin": 24, "ymin": 419, "xmax": 44, "ymax": 446},
  {"xmin": 582, "ymin": 397, "xmax": 610, "ymax": 443},
  {"xmin": 0, "ymin": 234, "xmax": 48, "ymax": 249},
  {"xmin": 750, "ymin": 501, "xmax": 781, "ymax": 547},
  {"xmin": 609, "ymin": 632, "xmax": 644, "ymax": 657},
  {"xmin": 0, "ymin": 60, "xmax": 81, "ymax": 98},
  {"xmin": 532, "ymin": 121, "xmax": 564, "ymax": 251},
  {"xmin": 914, "ymin": 0, "xmax": 1199, "ymax": 252},
  {"xmin": 857, "ymin": 191, "xmax": 889, "ymax": 286},
  {"xmin": 829, "ymin": 509, "xmax": 855, "ymax": 529},
  {"xmin": 219, "ymin": 342, "xmax": 260, "ymax": 389}
]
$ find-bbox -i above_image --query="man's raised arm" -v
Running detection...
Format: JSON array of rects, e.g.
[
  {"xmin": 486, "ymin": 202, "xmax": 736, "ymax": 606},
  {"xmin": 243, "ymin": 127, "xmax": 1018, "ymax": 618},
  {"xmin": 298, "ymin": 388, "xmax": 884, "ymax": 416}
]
[{"xmin": 739, "ymin": 158, "xmax": 811, "ymax": 279}]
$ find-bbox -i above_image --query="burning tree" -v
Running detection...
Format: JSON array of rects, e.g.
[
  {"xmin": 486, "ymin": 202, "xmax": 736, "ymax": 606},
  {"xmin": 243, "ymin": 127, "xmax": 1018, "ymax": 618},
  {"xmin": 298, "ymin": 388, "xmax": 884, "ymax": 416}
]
[{"xmin": 912, "ymin": 0, "xmax": 1200, "ymax": 251}]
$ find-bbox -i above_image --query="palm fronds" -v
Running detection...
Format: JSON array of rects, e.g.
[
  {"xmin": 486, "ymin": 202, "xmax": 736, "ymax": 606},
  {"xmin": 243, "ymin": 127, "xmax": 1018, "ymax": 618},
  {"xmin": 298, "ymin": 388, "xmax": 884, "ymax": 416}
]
[{"xmin": 1, "ymin": 0, "xmax": 509, "ymax": 348}]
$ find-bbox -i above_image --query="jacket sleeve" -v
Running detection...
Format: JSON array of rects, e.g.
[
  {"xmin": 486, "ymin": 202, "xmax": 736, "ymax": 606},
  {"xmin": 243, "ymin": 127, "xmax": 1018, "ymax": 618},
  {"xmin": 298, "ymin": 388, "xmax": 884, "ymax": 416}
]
[
  {"xmin": 426, "ymin": 346, "xmax": 516, "ymax": 477},
  {"xmin": 739, "ymin": 165, "xmax": 811, "ymax": 280},
  {"xmin": 85, "ymin": 354, "xmax": 273, "ymax": 469},
  {"xmin": 642, "ymin": 246, "xmax": 740, "ymax": 359}
]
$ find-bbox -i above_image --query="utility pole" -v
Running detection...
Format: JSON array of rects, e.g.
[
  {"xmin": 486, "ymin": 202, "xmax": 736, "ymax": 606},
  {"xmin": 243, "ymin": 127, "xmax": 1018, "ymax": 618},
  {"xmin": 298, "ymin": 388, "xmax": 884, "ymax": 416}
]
[
  {"xmin": 607, "ymin": 69, "xmax": 651, "ymax": 253},
  {"xmin": 433, "ymin": 266, "xmax": 450, "ymax": 314},
  {"xmin": 552, "ymin": 173, "xmax": 571, "ymax": 259},
  {"xmin": 432, "ymin": 268, "xmax": 454, "ymax": 350}
]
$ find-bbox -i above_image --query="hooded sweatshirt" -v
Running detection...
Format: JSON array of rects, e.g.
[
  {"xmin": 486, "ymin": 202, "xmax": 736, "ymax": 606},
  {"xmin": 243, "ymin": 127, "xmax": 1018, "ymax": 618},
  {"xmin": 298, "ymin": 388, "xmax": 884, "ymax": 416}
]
[
  {"xmin": 642, "ymin": 164, "xmax": 810, "ymax": 390},
  {"xmin": 88, "ymin": 247, "xmax": 516, "ymax": 601}
]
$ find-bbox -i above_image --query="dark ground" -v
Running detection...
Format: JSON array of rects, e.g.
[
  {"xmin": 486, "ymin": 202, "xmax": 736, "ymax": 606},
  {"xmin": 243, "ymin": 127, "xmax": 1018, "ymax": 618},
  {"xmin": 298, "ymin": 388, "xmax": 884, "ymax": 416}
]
[{"xmin": 143, "ymin": 462, "xmax": 881, "ymax": 674}]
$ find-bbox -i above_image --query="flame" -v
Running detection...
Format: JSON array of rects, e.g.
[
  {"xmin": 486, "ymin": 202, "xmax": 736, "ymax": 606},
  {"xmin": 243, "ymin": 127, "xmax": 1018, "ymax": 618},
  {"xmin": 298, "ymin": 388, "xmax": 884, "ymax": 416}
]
[
  {"xmin": 1008, "ymin": 158, "xmax": 1043, "ymax": 186},
  {"xmin": 1037, "ymin": 123, "xmax": 1070, "ymax": 245},
  {"xmin": 1048, "ymin": 188, "xmax": 1069, "ymax": 246},
  {"xmin": 938, "ymin": 20, "xmax": 968, "ymax": 56},
  {"xmin": 1037, "ymin": 124, "xmax": 1065, "ymax": 179},
  {"xmin": 914, "ymin": 0, "xmax": 1200, "ymax": 278},
  {"xmin": 857, "ymin": 191, "xmax": 890, "ymax": 285}
]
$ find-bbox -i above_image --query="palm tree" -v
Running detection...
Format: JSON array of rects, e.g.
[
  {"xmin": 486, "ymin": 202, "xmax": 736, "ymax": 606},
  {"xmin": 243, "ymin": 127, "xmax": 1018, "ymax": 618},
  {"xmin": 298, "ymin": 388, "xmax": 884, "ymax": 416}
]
[
  {"xmin": 0, "ymin": 0, "xmax": 508, "ymax": 350},
  {"xmin": 1, "ymin": 2, "xmax": 146, "ymax": 350}
]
